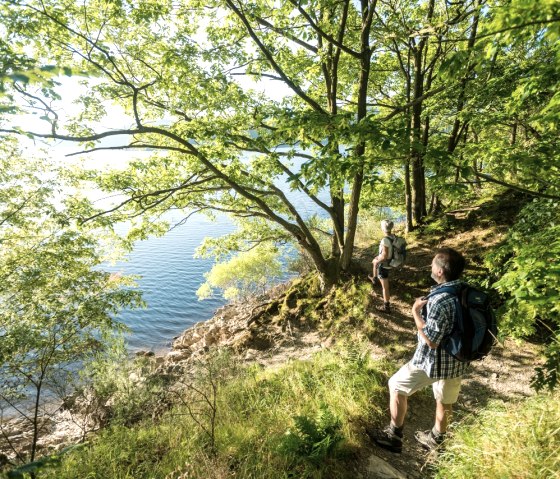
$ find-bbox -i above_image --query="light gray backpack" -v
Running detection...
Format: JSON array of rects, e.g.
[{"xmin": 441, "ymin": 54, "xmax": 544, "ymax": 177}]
[{"xmin": 388, "ymin": 235, "xmax": 407, "ymax": 268}]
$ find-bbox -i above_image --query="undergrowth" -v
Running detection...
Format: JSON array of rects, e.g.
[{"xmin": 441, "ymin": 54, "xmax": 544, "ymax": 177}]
[
  {"xmin": 433, "ymin": 392, "xmax": 560, "ymax": 479},
  {"xmin": 6, "ymin": 190, "xmax": 556, "ymax": 479},
  {"xmin": 37, "ymin": 342, "xmax": 391, "ymax": 479}
]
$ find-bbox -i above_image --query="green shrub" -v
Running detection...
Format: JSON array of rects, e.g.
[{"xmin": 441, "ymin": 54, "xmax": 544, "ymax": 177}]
[
  {"xmin": 485, "ymin": 198, "xmax": 560, "ymax": 390},
  {"xmin": 278, "ymin": 404, "xmax": 343, "ymax": 466},
  {"xmin": 84, "ymin": 342, "xmax": 171, "ymax": 426}
]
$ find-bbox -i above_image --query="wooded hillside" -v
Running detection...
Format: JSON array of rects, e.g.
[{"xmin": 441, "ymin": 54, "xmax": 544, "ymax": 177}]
[{"xmin": 0, "ymin": 0, "xmax": 559, "ymax": 477}]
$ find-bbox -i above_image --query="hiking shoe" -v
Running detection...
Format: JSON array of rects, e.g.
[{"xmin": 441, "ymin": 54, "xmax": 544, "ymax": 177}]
[
  {"xmin": 414, "ymin": 429, "xmax": 444, "ymax": 451},
  {"xmin": 376, "ymin": 302, "xmax": 391, "ymax": 313},
  {"xmin": 367, "ymin": 425, "xmax": 403, "ymax": 453}
]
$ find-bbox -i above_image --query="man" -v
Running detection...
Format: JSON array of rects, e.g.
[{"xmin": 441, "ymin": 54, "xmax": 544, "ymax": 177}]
[
  {"xmin": 369, "ymin": 220, "xmax": 394, "ymax": 313},
  {"xmin": 370, "ymin": 247, "xmax": 468, "ymax": 453}
]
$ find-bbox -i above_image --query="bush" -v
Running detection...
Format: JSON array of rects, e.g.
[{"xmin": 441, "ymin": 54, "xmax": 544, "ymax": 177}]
[
  {"xmin": 84, "ymin": 343, "xmax": 172, "ymax": 426},
  {"xmin": 485, "ymin": 198, "xmax": 560, "ymax": 390}
]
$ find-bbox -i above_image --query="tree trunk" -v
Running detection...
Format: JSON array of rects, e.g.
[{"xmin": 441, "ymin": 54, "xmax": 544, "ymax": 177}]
[
  {"xmin": 330, "ymin": 190, "xmax": 344, "ymax": 258},
  {"xmin": 404, "ymin": 43, "xmax": 413, "ymax": 232},
  {"xmin": 409, "ymin": 0, "xmax": 435, "ymax": 225},
  {"xmin": 340, "ymin": 0, "xmax": 373, "ymax": 270},
  {"xmin": 449, "ymin": 3, "xmax": 479, "ymax": 187},
  {"xmin": 302, "ymin": 238, "xmax": 337, "ymax": 291},
  {"xmin": 421, "ymin": 114, "xmax": 430, "ymax": 217},
  {"xmin": 341, "ymin": 167, "xmax": 364, "ymax": 270},
  {"xmin": 410, "ymin": 43, "xmax": 427, "ymax": 223},
  {"xmin": 322, "ymin": 256, "xmax": 342, "ymax": 291},
  {"xmin": 405, "ymin": 159, "xmax": 413, "ymax": 232}
]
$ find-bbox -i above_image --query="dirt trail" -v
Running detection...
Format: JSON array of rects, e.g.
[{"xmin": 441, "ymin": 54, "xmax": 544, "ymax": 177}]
[
  {"xmin": 247, "ymin": 218, "xmax": 539, "ymax": 478},
  {"xmin": 349, "ymin": 202, "xmax": 539, "ymax": 478},
  {"xmin": 356, "ymin": 242, "xmax": 537, "ymax": 477}
]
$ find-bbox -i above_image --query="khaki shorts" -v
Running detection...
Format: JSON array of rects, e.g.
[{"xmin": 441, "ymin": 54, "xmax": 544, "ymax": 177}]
[{"xmin": 388, "ymin": 361, "xmax": 463, "ymax": 404}]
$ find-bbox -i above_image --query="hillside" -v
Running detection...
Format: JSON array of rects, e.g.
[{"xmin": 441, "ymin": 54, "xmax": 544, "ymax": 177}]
[
  {"xmin": 143, "ymin": 191, "xmax": 545, "ymax": 478},
  {"xmin": 2, "ymin": 2, "xmax": 558, "ymax": 476},
  {"xmin": 2, "ymin": 191, "xmax": 550, "ymax": 479}
]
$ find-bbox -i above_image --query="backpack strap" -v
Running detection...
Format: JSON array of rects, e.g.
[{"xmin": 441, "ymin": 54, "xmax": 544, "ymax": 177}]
[
  {"xmin": 457, "ymin": 286, "xmax": 475, "ymax": 359},
  {"xmin": 383, "ymin": 235, "xmax": 395, "ymax": 246},
  {"xmin": 424, "ymin": 285, "xmax": 460, "ymax": 300}
]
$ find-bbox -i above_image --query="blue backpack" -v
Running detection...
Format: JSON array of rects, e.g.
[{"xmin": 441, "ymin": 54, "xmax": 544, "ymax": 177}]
[{"xmin": 426, "ymin": 283, "xmax": 497, "ymax": 363}]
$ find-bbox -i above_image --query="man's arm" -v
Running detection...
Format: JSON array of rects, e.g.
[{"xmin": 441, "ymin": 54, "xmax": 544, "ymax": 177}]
[
  {"xmin": 379, "ymin": 244, "xmax": 389, "ymax": 261},
  {"xmin": 412, "ymin": 297, "xmax": 439, "ymax": 349}
]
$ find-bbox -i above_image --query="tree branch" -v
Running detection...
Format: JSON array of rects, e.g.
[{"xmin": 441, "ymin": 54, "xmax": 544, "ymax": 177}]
[
  {"xmin": 253, "ymin": 16, "xmax": 318, "ymax": 53},
  {"xmin": 475, "ymin": 173, "xmax": 560, "ymax": 200},
  {"xmin": 476, "ymin": 18, "xmax": 560, "ymax": 40},
  {"xmin": 224, "ymin": 0, "xmax": 327, "ymax": 113},
  {"xmin": 379, "ymin": 85, "xmax": 446, "ymax": 121},
  {"xmin": 287, "ymin": 0, "xmax": 361, "ymax": 58}
]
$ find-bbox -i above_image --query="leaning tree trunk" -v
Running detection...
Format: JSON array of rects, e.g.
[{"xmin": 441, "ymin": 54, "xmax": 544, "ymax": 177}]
[{"xmin": 340, "ymin": 165, "xmax": 364, "ymax": 271}]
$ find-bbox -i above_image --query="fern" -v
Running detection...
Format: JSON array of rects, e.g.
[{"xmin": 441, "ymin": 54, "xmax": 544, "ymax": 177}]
[
  {"xmin": 340, "ymin": 338, "xmax": 370, "ymax": 370},
  {"xmin": 278, "ymin": 404, "xmax": 343, "ymax": 465}
]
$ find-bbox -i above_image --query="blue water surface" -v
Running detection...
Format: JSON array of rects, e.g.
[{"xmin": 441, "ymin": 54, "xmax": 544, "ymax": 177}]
[
  {"xmin": 109, "ymin": 213, "xmax": 234, "ymax": 353},
  {"xmin": 108, "ymin": 163, "xmax": 331, "ymax": 353}
]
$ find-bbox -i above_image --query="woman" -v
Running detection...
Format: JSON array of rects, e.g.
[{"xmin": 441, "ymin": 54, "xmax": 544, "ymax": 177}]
[{"xmin": 369, "ymin": 219, "xmax": 394, "ymax": 313}]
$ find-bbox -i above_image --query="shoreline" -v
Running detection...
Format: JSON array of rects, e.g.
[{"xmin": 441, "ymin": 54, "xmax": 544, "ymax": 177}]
[{"xmin": 1, "ymin": 281, "xmax": 310, "ymax": 461}]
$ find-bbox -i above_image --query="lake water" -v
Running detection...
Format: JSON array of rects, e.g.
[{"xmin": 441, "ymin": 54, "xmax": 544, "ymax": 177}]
[
  {"xmin": 110, "ymin": 184, "xmax": 330, "ymax": 353},
  {"xmin": 109, "ymin": 213, "xmax": 235, "ymax": 353}
]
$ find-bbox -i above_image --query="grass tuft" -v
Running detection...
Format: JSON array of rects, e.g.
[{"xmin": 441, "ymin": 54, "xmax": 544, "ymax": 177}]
[{"xmin": 434, "ymin": 392, "xmax": 560, "ymax": 479}]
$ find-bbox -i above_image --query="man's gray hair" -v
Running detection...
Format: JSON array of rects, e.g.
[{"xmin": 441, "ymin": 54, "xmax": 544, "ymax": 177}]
[{"xmin": 381, "ymin": 220, "xmax": 394, "ymax": 234}]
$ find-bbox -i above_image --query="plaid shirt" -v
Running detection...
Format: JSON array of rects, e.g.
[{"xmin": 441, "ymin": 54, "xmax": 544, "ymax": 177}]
[{"xmin": 411, "ymin": 280, "xmax": 469, "ymax": 379}]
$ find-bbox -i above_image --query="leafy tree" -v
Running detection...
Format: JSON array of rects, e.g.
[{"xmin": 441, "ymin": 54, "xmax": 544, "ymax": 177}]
[
  {"xmin": 197, "ymin": 243, "xmax": 284, "ymax": 301},
  {"xmin": 429, "ymin": 0, "xmax": 560, "ymax": 205},
  {"xmin": 0, "ymin": 0, "xmax": 492, "ymax": 286},
  {"xmin": 0, "ymin": 1, "xmax": 557, "ymax": 250},
  {"xmin": 359, "ymin": 0, "xmax": 560, "ymax": 223},
  {"xmin": 0, "ymin": 145, "xmax": 142, "ymax": 467}
]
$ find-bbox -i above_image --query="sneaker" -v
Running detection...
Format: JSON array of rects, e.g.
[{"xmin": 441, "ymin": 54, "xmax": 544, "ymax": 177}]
[
  {"xmin": 376, "ymin": 302, "xmax": 391, "ymax": 313},
  {"xmin": 367, "ymin": 425, "xmax": 403, "ymax": 453},
  {"xmin": 414, "ymin": 429, "xmax": 444, "ymax": 450}
]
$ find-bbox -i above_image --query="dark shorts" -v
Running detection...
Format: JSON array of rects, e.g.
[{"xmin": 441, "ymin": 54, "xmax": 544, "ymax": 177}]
[{"xmin": 378, "ymin": 265, "xmax": 390, "ymax": 279}]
